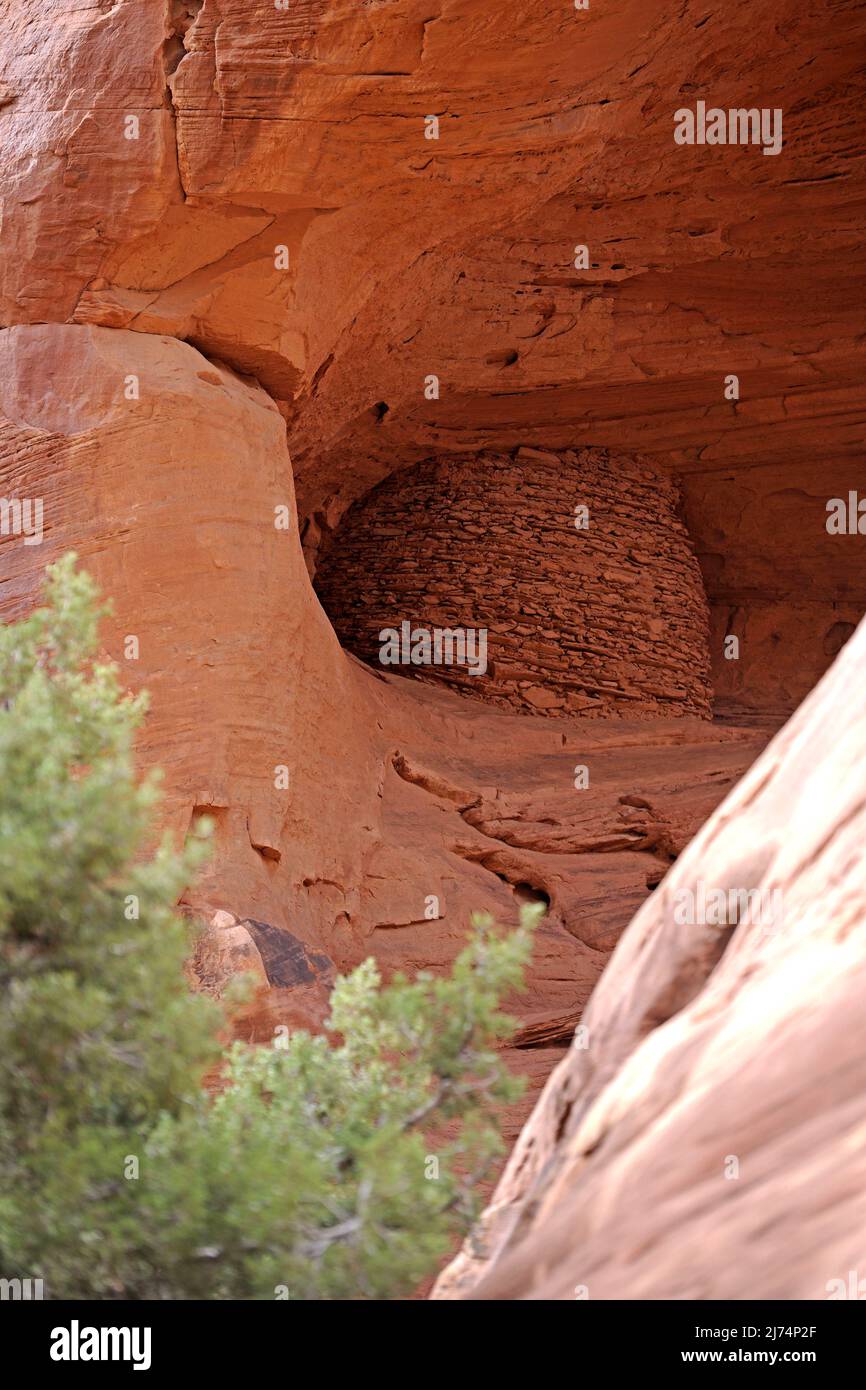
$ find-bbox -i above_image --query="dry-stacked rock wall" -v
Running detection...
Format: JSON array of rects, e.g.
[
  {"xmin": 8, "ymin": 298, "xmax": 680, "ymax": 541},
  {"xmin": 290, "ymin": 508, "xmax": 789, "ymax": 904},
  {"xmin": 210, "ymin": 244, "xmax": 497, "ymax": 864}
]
[{"xmin": 315, "ymin": 447, "xmax": 713, "ymax": 718}]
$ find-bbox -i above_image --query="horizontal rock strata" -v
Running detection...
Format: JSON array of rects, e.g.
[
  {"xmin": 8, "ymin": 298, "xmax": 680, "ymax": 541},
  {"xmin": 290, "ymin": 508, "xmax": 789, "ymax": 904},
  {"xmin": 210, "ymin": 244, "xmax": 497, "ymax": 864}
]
[{"xmin": 315, "ymin": 447, "xmax": 713, "ymax": 718}]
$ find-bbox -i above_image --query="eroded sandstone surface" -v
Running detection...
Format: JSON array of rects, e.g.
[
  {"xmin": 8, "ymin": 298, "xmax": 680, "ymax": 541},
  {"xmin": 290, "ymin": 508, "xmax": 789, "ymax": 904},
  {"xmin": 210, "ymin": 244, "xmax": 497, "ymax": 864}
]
[
  {"xmin": 0, "ymin": 0, "xmax": 864, "ymax": 1297},
  {"xmin": 435, "ymin": 615, "xmax": 866, "ymax": 1300}
]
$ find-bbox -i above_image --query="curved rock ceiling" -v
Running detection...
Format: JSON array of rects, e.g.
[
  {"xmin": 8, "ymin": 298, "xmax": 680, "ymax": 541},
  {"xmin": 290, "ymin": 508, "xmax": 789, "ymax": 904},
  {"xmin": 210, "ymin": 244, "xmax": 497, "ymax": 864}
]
[{"xmin": 1, "ymin": 0, "xmax": 865, "ymax": 1300}]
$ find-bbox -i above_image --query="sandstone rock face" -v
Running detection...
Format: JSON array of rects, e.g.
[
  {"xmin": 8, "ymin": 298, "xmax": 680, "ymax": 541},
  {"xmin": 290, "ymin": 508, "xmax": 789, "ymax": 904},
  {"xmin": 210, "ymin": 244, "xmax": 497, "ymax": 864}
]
[
  {"xmin": 192, "ymin": 912, "xmax": 270, "ymax": 1005},
  {"xmin": 433, "ymin": 615, "xmax": 866, "ymax": 1300},
  {"xmin": 0, "ymin": 0, "xmax": 864, "ymax": 1286},
  {"xmin": 1, "ymin": 0, "xmax": 862, "ymax": 716},
  {"xmin": 0, "ymin": 320, "xmax": 769, "ymax": 1085},
  {"xmin": 192, "ymin": 911, "xmax": 336, "ymax": 1040},
  {"xmin": 315, "ymin": 448, "xmax": 712, "ymax": 718}
]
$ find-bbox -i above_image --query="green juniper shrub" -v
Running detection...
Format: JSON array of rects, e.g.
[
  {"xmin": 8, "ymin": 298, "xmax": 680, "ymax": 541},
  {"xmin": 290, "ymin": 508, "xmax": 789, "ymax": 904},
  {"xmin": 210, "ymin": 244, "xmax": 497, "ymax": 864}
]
[{"xmin": 0, "ymin": 555, "xmax": 539, "ymax": 1299}]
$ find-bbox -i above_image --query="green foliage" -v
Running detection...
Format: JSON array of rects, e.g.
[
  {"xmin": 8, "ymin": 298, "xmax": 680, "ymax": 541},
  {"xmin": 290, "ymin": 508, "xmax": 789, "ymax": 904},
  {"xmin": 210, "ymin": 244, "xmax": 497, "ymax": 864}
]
[{"xmin": 0, "ymin": 555, "xmax": 539, "ymax": 1299}]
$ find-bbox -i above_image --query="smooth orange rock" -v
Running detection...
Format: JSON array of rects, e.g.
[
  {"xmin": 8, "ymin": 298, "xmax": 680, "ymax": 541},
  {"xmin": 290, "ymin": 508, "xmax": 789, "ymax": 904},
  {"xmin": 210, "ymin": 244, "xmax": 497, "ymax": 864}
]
[{"xmin": 434, "ymin": 616, "xmax": 866, "ymax": 1299}]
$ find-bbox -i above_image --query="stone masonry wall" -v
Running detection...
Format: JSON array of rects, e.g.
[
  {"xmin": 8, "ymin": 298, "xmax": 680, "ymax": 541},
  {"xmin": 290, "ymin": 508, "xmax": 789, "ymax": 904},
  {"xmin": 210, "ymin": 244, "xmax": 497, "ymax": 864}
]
[{"xmin": 314, "ymin": 448, "xmax": 713, "ymax": 719}]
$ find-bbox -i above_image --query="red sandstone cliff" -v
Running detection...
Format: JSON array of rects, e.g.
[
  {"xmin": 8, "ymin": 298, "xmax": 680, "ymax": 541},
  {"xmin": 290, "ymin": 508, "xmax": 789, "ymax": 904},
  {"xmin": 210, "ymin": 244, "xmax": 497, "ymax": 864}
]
[{"xmin": 0, "ymin": 0, "xmax": 864, "ymax": 1297}]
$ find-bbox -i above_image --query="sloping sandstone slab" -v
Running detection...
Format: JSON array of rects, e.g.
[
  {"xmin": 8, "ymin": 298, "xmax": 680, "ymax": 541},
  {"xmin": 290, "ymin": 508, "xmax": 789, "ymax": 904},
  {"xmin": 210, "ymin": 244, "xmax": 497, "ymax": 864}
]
[{"xmin": 434, "ymin": 614, "xmax": 866, "ymax": 1300}]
